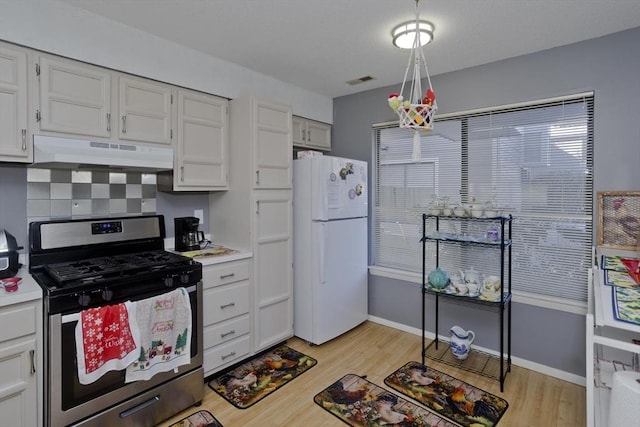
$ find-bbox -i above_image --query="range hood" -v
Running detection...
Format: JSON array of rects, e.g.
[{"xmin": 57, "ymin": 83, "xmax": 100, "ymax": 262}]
[{"xmin": 32, "ymin": 135, "xmax": 173, "ymax": 172}]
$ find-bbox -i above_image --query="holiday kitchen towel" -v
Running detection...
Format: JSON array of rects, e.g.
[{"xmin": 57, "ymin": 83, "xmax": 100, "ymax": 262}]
[
  {"xmin": 125, "ymin": 287, "xmax": 192, "ymax": 383},
  {"xmin": 75, "ymin": 301, "xmax": 140, "ymax": 385}
]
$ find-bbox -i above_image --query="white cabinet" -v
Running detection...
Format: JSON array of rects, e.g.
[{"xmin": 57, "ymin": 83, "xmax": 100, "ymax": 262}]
[
  {"xmin": 253, "ymin": 190, "xmax": 293, "ymax": 350},
  {"xmin": 36, "ymin": 54, "xmax": 112, "ymax": 138},
  {"xmin": 292, "ymin": 116, "xmax": 331, "ymax": 151},
  {"xmin": 0, "ymin": 299, "xmax": 42, "ymax": 427},
  {"xmin": 118, "ymin": 75, "xmax": 173, "ymax": 144},
  {"xmin": 35, "ymin": 54, "xmax": 174, "ymax": 146},
  {"xmin": 159, "ymin": 89, "xmax": 228, "ymax": 191},
  {"xmin": 0, "ymin": 42, "xmax": 30, "ymax": 162},
  {"xmin": 587, "ymin": 248, "xmax": 640, "ymax": 427},
  {"xmin": 248, "ymin": 97, "xmax": 292, "ymax": 189},
  {"xmin": 202, "ymin": 259, "xmax": 252, "ymax": 377},
  {"xmin": 210, "ymin": 95, "xmax": 293, "ymax": 354}
]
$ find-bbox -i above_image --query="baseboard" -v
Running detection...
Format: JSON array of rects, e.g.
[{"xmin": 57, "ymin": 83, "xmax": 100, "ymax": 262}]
[{"xmin": 367, "ymin": 315, "xmax": 586, "ymax": 387}]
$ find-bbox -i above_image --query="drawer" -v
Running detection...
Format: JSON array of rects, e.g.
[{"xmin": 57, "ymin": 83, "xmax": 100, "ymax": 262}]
[
  {"xmin": 202, "ymin": 260, "xmax": 250, "ymax": 289},
  {"xmin": 203, "ymin": 282, "xmax": 250, "ymax": 326},
  {"xmin": 204, "ymin": 335, "xmax": 251, "ymax": 374},
  {"xmin": 204, "ymin": 315, "xmax": 251, "ymax": 348},
  {"xmin": 0, "ymin": 303, "xmax": 36, "ymax": 343}
]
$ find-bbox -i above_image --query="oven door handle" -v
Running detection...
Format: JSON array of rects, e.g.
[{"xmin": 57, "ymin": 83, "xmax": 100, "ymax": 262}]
[{"xmin": 61, "ymin": 285, "xmax": 197, "ymax": 324}]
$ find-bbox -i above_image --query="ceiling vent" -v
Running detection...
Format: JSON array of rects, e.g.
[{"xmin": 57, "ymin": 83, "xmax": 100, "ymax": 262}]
[{"xmin": 346, "ymin": 75, "xmax": 375, "ymax": 85}]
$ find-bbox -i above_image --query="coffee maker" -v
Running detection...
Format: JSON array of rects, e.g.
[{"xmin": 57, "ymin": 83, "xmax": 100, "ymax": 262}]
[{"xmin": 174, "ymin": 217, "xmax": 206, "ymax": 252}]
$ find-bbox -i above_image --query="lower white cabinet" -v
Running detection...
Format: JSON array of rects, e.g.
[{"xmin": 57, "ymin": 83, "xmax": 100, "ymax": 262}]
[
  {"xmin": 202, "ymin": 259, "xmax": 252, "ymax": 377},
  {"xmin": 0, "ymin": 299, "xmax": 41, "ymax": 427}
]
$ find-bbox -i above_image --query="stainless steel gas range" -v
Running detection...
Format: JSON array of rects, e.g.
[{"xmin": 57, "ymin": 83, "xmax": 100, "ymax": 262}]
[{"xmin": 28, "ymin": 215, "xmax": 204, "ymax": 427}]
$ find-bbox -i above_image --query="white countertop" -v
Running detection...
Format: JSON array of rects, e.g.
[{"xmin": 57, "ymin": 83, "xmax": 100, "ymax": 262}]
[
  {"xmin": 0, "ymin": 265, "xmax": 42, "ymax": 307},
  {"xmin": 170, "ymin": 245, "xmax": 252, "ymax": 266}
]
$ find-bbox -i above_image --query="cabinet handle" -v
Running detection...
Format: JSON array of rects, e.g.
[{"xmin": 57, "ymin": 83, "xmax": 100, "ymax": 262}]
[
  {"xmin": 220, "ymin": 302, "xmax": 236, "ymax": 310},
  {"xmin": 21, "ymin": 129, "xmax": 27, "ymax": 151},
  {"xmin": 220, "ymin": 273, "xmax": 235, "ymax": 279},
  {"xmin": 180, "ymin": 166, "xmax": 185, "ymax": 182},
  {"xmin": 307, "ymin": 130, "xmax": 311, "ymax": 141},
  {"xmin": 221, "ymin": 351, "xmax": 236, "ymax": 360},
  {"xmin": 122, "ymin": 115, "xmax": 127, "ymax": 133},
  {"xmin": 256, "ymin": 200, "xmax": 260, "ymax": 215},
  {"xmin": 30, "ymin": 349, "xmax": 36, "ymax": 374},
  {"xmin": 302, "ymin": 129, "xmax": 306, "ymax": 141},
  {"xmin": 107, "ymin": 113, "xmax": 111, "ymax": 132},
  {"xmin": 255, "ymin": 170, "xmax": 260, "ymax": 185},
  {"xmin": 220, "ymin": 330, "xmax": 236, "ymax": 338}
]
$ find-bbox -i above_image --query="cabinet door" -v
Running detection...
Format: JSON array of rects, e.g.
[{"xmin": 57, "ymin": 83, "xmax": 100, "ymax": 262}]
[
  {"xmin": 0, "ymin": 43, "xmax": 29, "ymax": 162},
  {"xmin": 253, "ymin": 100, "xmax": 292, "ymax": 189},
  {"xmin": 118, "ymin": 76, "xmax": 172, "ymax": 144},
  {"xmin": 38, "ymin": 55, "xmax": 111, "ymax": 137},
  {"xmin": 305, "ymin": 119, "xmax": 331, "ymax": 150},
  {"xmin": 292, "ymin": 116, "xmax": 305, "ymax": 146},
  {"xmin": 0, "ymin": 338, "xmax": 37, "ymax": 427},
  {"xmin": 175, "ymin": 89, "xmax": 228, "ymax": 190},
  {"xmin": 253, "ymin": 190, "xmax": 293, "ymax": 351}
]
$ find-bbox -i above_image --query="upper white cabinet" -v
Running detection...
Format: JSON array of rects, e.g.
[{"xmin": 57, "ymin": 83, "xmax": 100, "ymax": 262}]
[
  {"xmin": 0, "ymin": 42, "xmax": 30, "ymax": 162},
  {"xmin": 167, "ymin": 89, "xmax": 228, "ymax": 191},
  {"xmin": 292, "ymin": 116, "xmax": 331, "ymax": 151},
  {"xmin": 34, "ymin": 53, "xmax": 174, "ymax": 146},
  {"xmin": 118, "ymin": 76, "xmax": 173, "ymax": 144},
  {"xmin": 36, "ymin": 54, "xmax": 111, "ymax": 138},
  {"xmin": 250, "ymin": 98, "xmax": 292, "ymax": 189}
]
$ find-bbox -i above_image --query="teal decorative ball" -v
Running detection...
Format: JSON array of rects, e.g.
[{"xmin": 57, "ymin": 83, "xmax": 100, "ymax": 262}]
[{"xmin": 428, "ymin": 268, "xmax": 449, "ymax": 289}]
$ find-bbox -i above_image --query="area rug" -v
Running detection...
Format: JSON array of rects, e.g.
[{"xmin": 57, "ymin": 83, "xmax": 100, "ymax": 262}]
[
  {"xmin": 384, "ymin": 361, "xmax": 509, "ymax": 427},
  {"xmin": 208, "ymin": 344, "xmax": 317, "ymax": 409},
  {"xmin": 314, "ymin": 374, "xmax": 458, "ymax": 426},
  {"xmin": 168, "ymin": 409, "xmax": 223, "ymax": 427}
]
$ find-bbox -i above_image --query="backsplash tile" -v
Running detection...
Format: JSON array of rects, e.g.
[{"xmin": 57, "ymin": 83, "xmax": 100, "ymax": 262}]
[{"xmin": 27, "ymin": 168, "xmax": 157, "ymax": 222}]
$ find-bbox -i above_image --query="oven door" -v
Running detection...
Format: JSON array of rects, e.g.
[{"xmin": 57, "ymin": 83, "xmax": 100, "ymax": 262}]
[{"xmin": 47, "ymin": 284, "xmax": 203, "ymax": 427}]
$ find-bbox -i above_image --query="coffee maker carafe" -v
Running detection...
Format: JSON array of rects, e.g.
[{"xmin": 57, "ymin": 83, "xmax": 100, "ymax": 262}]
[{"xmin": 174, "ymin": 217, "xmax": 206, "ymax": 252}]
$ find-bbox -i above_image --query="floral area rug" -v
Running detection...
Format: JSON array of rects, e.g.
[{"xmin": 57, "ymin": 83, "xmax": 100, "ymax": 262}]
[
  {"xmin": 208, "ymin": 344, "xmax": 317, "ymax": 409},
  {"xmin": 314, "ymin": 374, "xmax": 458, "ymax": 426},
  {"xmin": 168, "ymin": 410, "xmax": 223, "ymax": 427},
  {"xmin": 384, "ymin": 361, "xmax": 509, "ymax": 427}
]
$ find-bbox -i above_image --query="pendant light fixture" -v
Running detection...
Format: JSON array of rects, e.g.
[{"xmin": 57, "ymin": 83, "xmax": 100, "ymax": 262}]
[{"xmin": 387, "ymin": 0, "xmax": 437, "ymax": 161}]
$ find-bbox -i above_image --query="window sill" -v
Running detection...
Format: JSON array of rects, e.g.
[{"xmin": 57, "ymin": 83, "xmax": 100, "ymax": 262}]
[{"xmin": 368, "ymin": 265, "xmax": 587, "ymax": 315}]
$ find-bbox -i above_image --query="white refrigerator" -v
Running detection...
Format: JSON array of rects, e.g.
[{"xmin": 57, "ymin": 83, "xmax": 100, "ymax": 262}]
[{"xmin": 293, "ymin": 155, "xmax": 368, "ymax": 345}]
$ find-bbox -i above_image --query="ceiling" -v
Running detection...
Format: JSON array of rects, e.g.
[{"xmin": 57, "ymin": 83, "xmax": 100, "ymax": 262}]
[{"xmin": 57, "ymin": 0, "xmax": 640, "ymax": 99}]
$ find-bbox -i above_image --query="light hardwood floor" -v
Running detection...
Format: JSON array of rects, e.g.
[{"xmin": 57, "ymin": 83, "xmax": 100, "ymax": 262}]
[{"xmin": 159, "ymin": 321, "xmax": 586, "ymax": 426}]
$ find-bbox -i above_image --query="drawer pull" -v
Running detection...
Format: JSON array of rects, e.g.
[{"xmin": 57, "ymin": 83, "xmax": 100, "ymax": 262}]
[
  {"xmin": 30, "ymin": 349, "xmax": 36, "ymax": 374},
  {"xmin": 220, "ymin": 302, "xmax": 236, "ymax": 309},
  {"xmin": 220, "ymin": 330, "xmax": 236, "ymax": 338},
  {"xmin": 220, "ymin": 273, "xmax": 235, "ymax": 279},
  {"xmin": 221, "ymin": 351, "xmax": 236, "ymax": 360}
]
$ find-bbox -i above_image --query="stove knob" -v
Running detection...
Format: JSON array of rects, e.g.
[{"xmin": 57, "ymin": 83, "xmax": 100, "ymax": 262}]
[
  {"xmin": 78, "ymin": 293, "xmax": 91, "ymax": 307},
  {"xmin": 101, "ymin": 288, "xmax": 114, "ymax": 302},
  {"xmin": 180, "ymin": 273, "xmax": 190, "ymax": 284},
  {"xmin": 164, "ymin": 276, "xmax": 174, "ymax": 287}
]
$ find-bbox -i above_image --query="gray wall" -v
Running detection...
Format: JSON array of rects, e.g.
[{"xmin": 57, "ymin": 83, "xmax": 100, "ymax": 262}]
[{"xmin": 331, "ymin": 27, "xmax": 640, "ymax": 377}]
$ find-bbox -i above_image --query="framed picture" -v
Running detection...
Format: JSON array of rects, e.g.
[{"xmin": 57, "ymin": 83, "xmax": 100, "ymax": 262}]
[{"xmin": 597, "ymin": 191, "xmax": 640, "ymax": 250}]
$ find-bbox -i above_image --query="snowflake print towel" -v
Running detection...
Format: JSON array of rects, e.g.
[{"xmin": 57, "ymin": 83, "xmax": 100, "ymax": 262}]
[
  {"xmin": 75, "ymin": 301, "xmax": 139, "ymax": 385},
  {"xmin": 125, "ymin": 288, "xmax": 192, "ymax": 383}
]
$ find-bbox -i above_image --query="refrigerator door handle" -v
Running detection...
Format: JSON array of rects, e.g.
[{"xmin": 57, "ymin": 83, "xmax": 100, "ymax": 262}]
[{"xmin": 319, "ymin": 222, "xmax": 327, "ymax": 285}]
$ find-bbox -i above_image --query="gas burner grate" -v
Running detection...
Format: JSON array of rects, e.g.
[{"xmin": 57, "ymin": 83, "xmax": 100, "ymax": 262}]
[{"xmin": 43, "ymin": 250, "xmax": 190, "ymax": 287}]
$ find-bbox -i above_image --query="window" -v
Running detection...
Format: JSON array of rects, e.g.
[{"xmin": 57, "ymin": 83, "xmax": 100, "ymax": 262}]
[{"xmin": 373, "ymin": 94, "xmax": 594, "ymax": 302}]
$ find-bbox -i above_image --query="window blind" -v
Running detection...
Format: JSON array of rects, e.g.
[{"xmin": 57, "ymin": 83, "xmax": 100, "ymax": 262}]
[{"xmin": 373, "ymin": 93, "xmax": 594, "ymax": 302}]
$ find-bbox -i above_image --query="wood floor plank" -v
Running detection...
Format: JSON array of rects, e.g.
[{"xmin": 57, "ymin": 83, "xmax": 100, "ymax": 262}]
[{"xmin": 158, "ymin": 321, "xmax": 585, "ymax": 426}]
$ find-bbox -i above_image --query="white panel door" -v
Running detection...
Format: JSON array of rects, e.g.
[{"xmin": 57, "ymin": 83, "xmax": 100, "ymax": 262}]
[
  {"xmin": 0, "ymin": 43, "xmax": 29, "ymax": 161},
  {"xmin": 311, "ymin": 217, "xmax": 368, "ymax": 344},
  {"xmin": 38, "ymin": 55, "xmax": 111, "ymax": 137},
  {"xmin": 253, "ymin": 190, "xmax": 293, "ymax": 351},
  {"xmin": 118, "ymin": 75, "xmax": 172, "ymax": 144}
]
